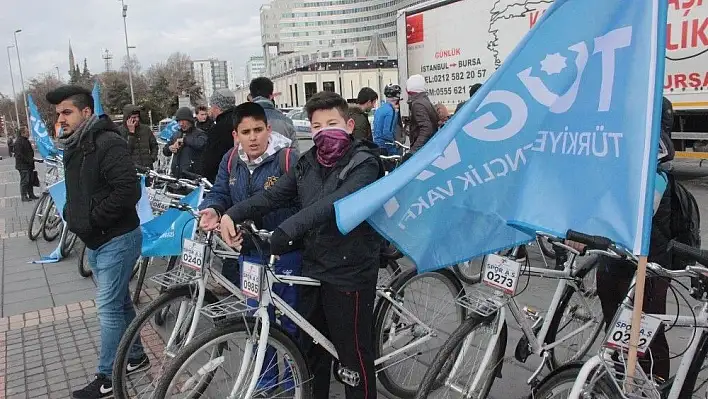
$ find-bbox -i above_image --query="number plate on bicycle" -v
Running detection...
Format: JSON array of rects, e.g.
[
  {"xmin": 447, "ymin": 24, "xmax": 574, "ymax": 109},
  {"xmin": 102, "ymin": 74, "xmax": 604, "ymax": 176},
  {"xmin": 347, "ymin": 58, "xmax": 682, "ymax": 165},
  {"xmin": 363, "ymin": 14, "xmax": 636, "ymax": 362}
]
[
  {"xmin": 148, "ymin": 190, "xmax": 170, "ymax": 212},
  {"xmin": 482, "ymin": 254, "xmax": 521, "ymax": 295},
  {"xmin": 605, "ymin": 306, "xmax": 662, "ymax": 356},
  {"xmin": 181, "ymin": 239, "xmax": 206, "ymax": 271},
  {"xmin": 242, "ymin": 261, "xmax": 263, "ymax": 300}
]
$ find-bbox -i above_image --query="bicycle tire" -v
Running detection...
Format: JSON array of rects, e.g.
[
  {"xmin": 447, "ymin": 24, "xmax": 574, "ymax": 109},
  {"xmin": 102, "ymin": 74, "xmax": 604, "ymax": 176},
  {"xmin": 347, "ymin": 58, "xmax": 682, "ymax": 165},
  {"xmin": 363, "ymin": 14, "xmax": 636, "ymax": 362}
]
[
  {"xmin": 452, "ymin": 255, "xmax": 487, "ymax": 285},
  {"xmin": 152, "ymin": 317, "xmax": 312, "ymax": 398},
  {"xmin": 59, "ymin": 227, "xmax": 78, "ymax": 258},
  {"xmin": 42, "ymin": 199, "xmax": 61, "ymax": 242},
  {"xmin": 374, "ymin": 267, "xmax": 466, "ymax": 398},
  {"xmin": 679, "ymin": 331, "xmax": 708, "ymax": 398},
  {"xmin": 28, "ymin": 193, "xmax": 49, "ymax": 241},
  {"xmin": 77, "ymin": 242, "xmax": 92, "ymax": 277},
  {"xmin": 131, "ymin": 257, "xmax": 150, "ymax": 305},
  {"xmin": 545, "ymin": 259, "xmax": 604, "ymax": 369},
  {"xmin": 113, "ymin": 284, "xmax": 220, "ymax": 399},
  {"xmin": 414, "ymin": 313, "xmax": 507, "ymax": 399},
  {"xmin": 533, "ymin": 364, "xmax": 615, "ymax": 399}
]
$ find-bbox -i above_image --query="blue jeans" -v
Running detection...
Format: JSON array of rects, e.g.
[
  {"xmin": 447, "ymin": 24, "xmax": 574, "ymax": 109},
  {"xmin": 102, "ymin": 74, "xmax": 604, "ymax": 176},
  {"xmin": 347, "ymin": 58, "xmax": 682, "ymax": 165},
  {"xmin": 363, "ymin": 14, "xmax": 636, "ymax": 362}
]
[{"xmin": 87, "ymin": 228, "xmax": 144, "ymax": 377}]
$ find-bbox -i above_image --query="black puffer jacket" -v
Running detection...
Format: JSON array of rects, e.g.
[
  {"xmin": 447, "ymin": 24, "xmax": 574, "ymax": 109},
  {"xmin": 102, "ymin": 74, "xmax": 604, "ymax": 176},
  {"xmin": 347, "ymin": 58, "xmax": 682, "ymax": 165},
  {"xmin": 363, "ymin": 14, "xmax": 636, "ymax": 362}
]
[
  {"xmin": 201, "ymin": 107, "xmax": 235, "ymax": 183},
  {"xmin": 14, "ymin": 135, "xmax": 34, "ymax": 171},
  {"xmin": 163, "ymin": 126, "xmax": 207, "ymax": 178},
  {"xmin": 118, "ymin": 105, "xmax": 158, "ymax": 169},
  {"xmin": 63, "ymin": 116, "xmax": 140, "ymax": 250},
  {"xmin": 408, "ymin": 92, "xmax": 439, "ymax": 153},
  {"xmin": 226, "ymin": 140, "xmax": 384, "ymax": 290}
]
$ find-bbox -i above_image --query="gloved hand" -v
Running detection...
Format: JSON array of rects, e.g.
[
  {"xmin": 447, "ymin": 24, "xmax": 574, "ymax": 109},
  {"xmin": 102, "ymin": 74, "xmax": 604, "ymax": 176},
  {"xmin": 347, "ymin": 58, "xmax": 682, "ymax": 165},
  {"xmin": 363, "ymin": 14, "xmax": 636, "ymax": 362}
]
[{"xmin": 269, "ymin": 228, "xmax": 295, "ymax": 255}]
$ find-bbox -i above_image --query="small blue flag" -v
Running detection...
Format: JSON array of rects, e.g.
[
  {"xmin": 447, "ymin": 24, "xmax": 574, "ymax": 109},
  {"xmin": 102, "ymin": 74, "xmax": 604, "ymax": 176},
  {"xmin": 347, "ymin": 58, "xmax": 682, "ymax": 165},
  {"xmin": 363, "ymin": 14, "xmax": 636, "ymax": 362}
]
[
  {"xmin": 141, "ymin": 186, "xmax": 202, "ymax": 257},
  {"xmin": 137, "ymin": 176, "xmax": 154, "ymax": 225},
  {"xmin": 92, "ymin": 81, "xmax": 104, "ymax": 116},
  {"xmin": 335, "ymin": 0, "xmax": 668, "ymax": 271},
  {"xmin": 32, "ymin": 180, "xmax": 68, "ymax": 263},
  {"xmin": 27, "ymin": 95, "xmax": 60, "ymax": 159},
  {"xmin": 158, "ymin": 120, "xmax": 179, "ymax": 142}
]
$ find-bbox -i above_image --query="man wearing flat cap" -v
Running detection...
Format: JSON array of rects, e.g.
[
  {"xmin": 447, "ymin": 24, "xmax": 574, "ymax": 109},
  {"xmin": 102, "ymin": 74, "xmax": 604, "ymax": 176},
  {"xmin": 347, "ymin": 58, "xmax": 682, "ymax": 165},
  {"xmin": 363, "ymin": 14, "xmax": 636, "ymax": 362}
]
[{"xmin": 46, "ymin": 85, "xmax": 148, "ymax": 398}]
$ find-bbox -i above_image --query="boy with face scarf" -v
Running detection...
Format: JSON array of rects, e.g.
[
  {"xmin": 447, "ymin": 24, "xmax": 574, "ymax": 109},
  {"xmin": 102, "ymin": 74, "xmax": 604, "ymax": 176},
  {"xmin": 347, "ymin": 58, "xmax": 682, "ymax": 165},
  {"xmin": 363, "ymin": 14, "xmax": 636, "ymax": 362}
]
[{"xmin": 220, "ymin": 91, "xmax": 384, "ymax": 399}]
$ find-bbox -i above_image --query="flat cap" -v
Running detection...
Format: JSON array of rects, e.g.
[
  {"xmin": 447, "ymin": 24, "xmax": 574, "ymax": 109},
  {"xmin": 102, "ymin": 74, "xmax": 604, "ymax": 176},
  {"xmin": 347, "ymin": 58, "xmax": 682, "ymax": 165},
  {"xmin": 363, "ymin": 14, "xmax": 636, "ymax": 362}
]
[{"xmin": 46, "ymin": 85, "xmax": 93, "ymax": 105}]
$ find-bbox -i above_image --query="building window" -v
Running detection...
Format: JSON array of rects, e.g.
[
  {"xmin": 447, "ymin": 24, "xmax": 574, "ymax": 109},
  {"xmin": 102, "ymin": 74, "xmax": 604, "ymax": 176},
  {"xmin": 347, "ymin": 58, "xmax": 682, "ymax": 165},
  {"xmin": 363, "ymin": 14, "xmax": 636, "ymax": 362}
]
[
  {"xmin": 323, "ymin": 81, "xmax": 335, "ymax": 92},
  {"xmin": 305, "ymin": 82, "xmax": 318, "ymax": 101},
  {"xmin": 344, "ymin": 49, "xmax": 354, "ymax": 57},
  {"xmin": 332, "ymin": 50, "xmax": 342, "ymax": 58}
]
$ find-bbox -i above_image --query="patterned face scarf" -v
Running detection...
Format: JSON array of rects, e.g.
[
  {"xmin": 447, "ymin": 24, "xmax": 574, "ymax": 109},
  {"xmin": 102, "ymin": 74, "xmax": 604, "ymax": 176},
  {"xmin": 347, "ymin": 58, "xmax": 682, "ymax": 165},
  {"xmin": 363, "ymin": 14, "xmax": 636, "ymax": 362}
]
[{"xmin": 312, "ymin": 127, "xmax": 352, "ymax": 167}]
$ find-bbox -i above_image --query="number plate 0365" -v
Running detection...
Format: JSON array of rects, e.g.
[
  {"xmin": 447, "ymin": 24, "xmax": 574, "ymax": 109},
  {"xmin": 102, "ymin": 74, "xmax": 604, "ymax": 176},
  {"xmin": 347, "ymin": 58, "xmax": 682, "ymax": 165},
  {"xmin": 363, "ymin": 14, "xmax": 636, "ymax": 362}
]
[
  {"xmin": 482, "ymin": 254, "xmax": 521, "ymax": 295},
  {"xmin": 605, "ymin": 306, "xmax": 662, "ymax": 356},
  {"xmin": 181, "ymin": 239, "xmax": 206, "ymax": 271},
  {"xmin": 242, "ymin": 261, "xmax": 263, "ymax": 300}
]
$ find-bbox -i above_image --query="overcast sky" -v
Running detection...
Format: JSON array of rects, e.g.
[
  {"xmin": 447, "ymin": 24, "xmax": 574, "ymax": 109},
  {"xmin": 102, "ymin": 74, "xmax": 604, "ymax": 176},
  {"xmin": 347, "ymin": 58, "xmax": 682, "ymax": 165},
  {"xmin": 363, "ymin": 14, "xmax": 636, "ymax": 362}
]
[{"xmin": 0, "ymin": 0, "xmax": 268, "ymax": 97}]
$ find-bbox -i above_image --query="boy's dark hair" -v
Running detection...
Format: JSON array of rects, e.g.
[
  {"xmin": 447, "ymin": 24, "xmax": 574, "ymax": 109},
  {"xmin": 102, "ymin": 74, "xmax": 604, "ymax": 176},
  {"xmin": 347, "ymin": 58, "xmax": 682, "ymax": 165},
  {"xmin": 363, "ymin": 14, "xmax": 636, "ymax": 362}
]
[
  {"xmin": 249, "ymin": 77, "xmax": 274, "ymax": 99},
  {"xmin": 305, "ymin": 91, "xmax": 350, "ymax": 121},
  {"xmin": 232, "ymin": 102, "xmax": 268, "ymax": 130},
  {"xmin": 196, "ymin": 104, "xmax": 208, "ymax": 113},
  {"xmin": 469, "ymin": 83, "xmax": 482, "ymax": 98},
  {"xmin": 356, "ymin": 87, "xmax": 378, "ymax": 105}
]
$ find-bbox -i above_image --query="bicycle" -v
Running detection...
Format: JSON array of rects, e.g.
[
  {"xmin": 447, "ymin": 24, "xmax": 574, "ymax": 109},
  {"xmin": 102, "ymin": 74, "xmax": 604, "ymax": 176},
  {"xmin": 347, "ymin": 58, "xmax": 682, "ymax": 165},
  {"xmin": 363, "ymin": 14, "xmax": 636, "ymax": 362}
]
[
  {"xmin": 534, "ymin": 238, "xmax": 708, "ymax": 399},
  {"xmin": 27, "ymin": 156, "xmax": 62, "ymax": 241},
  {"xmin": 414, "ymin": 231, "xmax": 605, "ymax": 398},
  {"xmin": 151, "ymin": 220, "xmax": 468, "ymax": 398}
]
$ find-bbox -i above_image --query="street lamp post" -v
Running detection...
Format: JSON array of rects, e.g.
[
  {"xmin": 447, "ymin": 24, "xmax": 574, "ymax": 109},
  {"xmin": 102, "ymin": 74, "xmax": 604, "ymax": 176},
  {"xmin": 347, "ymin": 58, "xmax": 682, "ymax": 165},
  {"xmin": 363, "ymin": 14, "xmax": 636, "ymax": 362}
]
[
  {"xmin": 13, "ymin": 30, "xmax": 29, "ymax": 128},
  {"xmin": 5, "ymin": 45, "xmax": 20, "ymax": 131},
  {"xmin": 120, "ymin": 0, "xmax": 136, "ymax": 104}
]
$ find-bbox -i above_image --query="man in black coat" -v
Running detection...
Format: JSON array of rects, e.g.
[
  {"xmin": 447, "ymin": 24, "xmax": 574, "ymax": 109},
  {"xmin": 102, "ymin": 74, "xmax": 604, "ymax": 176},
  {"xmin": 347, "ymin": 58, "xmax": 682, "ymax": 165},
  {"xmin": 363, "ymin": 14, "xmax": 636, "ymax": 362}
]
[
  {"xmin": 14, "ymin": 127, "xmax": 37, "ymax": 201},
  {"xmin": 117, "ymin": 105, "xmax": 158, "ymax": 169},
  {"xmin": 201, "ymin": 89, "xmax": 236, "ymax": 183},
  {"xmin": 47, "ymin": 85, "xmax": 148, "ymax": 398},
  {"xmin": 163, "ymin": 107, "xmax": 207, "ymax": 178}
]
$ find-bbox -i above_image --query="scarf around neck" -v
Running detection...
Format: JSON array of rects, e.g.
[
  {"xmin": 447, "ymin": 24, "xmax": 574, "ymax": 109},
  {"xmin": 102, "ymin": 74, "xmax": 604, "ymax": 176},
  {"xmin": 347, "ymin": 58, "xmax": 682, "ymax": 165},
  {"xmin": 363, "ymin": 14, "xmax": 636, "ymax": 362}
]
[{"xmin": 60, "ymin": 114, "xmax": 100, "ymax": 150}]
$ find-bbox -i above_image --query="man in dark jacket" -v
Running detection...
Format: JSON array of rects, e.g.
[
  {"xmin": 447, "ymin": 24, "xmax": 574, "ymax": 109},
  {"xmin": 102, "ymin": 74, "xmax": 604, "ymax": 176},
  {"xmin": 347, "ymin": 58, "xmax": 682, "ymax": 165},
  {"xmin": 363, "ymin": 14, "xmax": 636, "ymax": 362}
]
[
  {"xmin": 47, "ymin": 85, "xmax": 147, "ymax": 398},
  {"xmin": 349, "ymin": 87, "xmax": 378, "ymax": 141},
  {"xmin": 250, "ymin": 77, "xmax": 299, "ymax": 154},
  {"xmin": 14, "ymin": 127, "xmax": 37, "ymax": 201},
  {"xmin": 201, "ymin": 89, "xmax": 236, "ymax": 183},
  {"xmin": 195, "ymin": 104, "xmax": 213, "ymax": 131},
  {"xmin": 163, "ymin": 107, "xmax": 207, "ymax": 178},
  {"xmin": 118, "ymin": 105, "xmax": 158, "ymax": 169},
  {"xmin": 220, "ymin": 91, "xmax": 383, "ymax": 399},
  {"xmin": 406, "ymin": 74, "xmax": 439, "ymax": 154}
]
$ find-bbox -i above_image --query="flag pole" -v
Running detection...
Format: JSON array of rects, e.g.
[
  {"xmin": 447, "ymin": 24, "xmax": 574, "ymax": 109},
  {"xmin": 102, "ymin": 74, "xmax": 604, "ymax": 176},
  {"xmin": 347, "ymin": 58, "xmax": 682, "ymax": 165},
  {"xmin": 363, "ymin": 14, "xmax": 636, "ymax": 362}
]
[{"xmin": 625, "ymin": 255, "xmax": 648, "ymax": 388}]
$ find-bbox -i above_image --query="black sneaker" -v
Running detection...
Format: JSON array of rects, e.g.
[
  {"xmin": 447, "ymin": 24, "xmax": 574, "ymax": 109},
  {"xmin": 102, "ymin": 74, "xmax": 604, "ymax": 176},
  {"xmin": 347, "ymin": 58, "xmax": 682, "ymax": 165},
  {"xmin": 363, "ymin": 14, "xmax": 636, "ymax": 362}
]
[
  {"xmin": 72, "ymin": 373, "xmax": 113, "ymax": 399},
  {"xmin": 126, "ymin": 354, "xmax": 150, "ymax": 375}
]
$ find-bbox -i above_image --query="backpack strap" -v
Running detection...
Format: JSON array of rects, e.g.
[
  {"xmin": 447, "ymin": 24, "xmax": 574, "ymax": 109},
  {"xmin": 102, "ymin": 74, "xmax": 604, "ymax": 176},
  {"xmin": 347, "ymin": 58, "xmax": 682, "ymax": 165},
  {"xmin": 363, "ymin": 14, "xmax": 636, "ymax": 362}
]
[
  {"xmin": 339, "ymin": 151, "xmax": 377, "ymax": 181},
  {"xmin": 278, "ymin": 147, "xmax": 292, "ymax": 174},
  {"xmin": 226, "ymin": 148, "xmax": 238, "ymax": 175}
]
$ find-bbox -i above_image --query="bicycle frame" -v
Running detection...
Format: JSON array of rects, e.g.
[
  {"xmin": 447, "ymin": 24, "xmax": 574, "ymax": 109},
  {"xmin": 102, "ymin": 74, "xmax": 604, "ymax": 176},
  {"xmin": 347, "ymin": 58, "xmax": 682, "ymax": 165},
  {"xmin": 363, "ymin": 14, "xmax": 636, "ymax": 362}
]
[
  {"xmin": 230, "ymin": 257, "xmax": 438, "ymax": 399},
  {"xmin": 568, "ymin": 267, "xmax": 708, "ymax": 399}
]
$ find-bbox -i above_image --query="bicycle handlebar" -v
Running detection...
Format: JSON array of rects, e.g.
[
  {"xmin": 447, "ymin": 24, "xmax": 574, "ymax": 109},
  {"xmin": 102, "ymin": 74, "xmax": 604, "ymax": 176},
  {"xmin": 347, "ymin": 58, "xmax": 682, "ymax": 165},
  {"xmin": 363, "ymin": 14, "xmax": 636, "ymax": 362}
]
[
  {"xmin": 669, "ymin": 240, "xmax": 708, "ymax": 267},
  {"xmin": 566, "ymin": 230, "xmax": 614, "ymax": 251}
]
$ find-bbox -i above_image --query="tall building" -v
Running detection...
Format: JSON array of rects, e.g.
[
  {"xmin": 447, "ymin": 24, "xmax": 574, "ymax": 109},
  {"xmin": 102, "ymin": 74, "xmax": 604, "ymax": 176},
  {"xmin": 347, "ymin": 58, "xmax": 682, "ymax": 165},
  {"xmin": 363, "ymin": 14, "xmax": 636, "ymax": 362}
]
[
  {"xmin": 245, "ymin": 56, "xmax": 266, "ymax": 84},
  {"xmin": 260, "ymin": 0, "xmax": 429, "ymax": 75},
  {"xmin": 192, "ymin": 59, "xmax": 235, "ymax": 101}
]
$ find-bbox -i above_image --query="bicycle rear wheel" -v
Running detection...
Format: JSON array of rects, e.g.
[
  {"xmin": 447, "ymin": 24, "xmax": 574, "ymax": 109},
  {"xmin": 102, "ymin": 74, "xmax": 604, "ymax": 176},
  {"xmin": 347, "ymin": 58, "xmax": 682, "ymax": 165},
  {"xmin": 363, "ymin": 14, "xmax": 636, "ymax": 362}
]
[
  {"xmin": 42, "ymin": 199, "xmax": 61, "ymax": 242},
  {"xmin": 153, "ymin": 317, "xmax": 312, "ymax": 398},
  {"xmin": 77, "ymin": 242, "xmax": 92, "ymax": 277},
  {"xmin": 60, "ymin": 225, "xmax": 78, "ymax": 258},
  {"xmin": 533, "ymin": 365, "xmax": 615, "ymax": 399},
  {"xmin": 414, "ymin": 312, "xmax": 507, "ymax": 399},
  {"xmin": 28, "ymin": 193, "xmax": 49, "ymax": 241},
  {"xmin": 374, "ymin": 268, "xmax": 466, "ymax": 398}
]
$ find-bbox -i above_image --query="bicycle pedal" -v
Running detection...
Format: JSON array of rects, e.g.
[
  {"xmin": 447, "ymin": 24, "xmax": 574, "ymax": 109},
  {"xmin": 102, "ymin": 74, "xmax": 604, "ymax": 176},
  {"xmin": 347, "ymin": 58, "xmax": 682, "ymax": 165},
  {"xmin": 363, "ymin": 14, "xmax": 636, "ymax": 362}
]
[{"xmin": 337, "ymin": 366, "xmax": 361, "ymax": 388}]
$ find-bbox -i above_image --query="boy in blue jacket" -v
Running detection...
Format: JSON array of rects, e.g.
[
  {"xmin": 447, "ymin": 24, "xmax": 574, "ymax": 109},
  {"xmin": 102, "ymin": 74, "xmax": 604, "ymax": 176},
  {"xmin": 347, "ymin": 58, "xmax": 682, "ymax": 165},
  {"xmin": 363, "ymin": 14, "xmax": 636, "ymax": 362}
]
[{"xmin": 198, "ymin": 102, "xmax": 300, "ymax": 390}]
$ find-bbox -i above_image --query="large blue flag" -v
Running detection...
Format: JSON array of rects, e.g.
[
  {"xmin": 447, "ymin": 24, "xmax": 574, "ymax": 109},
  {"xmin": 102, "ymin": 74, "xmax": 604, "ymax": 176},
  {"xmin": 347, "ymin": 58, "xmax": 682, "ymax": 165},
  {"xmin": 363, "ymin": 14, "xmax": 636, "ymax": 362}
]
[
  {"xmin": 92, "ymin": 81, "xmax": 104, "ymax": 116},
  {"xmin": 335, "ymin": 0, "xmax": 668, "ymax": 271},
  {"xmin": 28, "ymin": 95, "xmax": 60, "ymax": 159},
  {"xmin": 140, "ymin": 186, "xmax": 202, "ymax": 257},
  {"xmin": 158, "ymin": 120, "xmax": 179, "ymax": 142}
]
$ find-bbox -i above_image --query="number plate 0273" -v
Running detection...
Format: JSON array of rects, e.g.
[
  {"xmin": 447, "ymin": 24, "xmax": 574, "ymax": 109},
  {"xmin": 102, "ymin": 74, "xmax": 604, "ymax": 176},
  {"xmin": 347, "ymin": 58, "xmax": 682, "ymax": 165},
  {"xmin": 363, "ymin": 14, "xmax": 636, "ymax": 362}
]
[
  {"xmin": 482, "ymin": 254, "xmax": 521, "ymax": 295},
  {"xmin": 181, "ymin": 239, "xmax": 206, "ymax": 271},
  {"xmin": 242, "ymin": 261, "xmax": 263, "ymax": 300},
  {"xmin": 605, "ymin": 306, "xmax": 662, "ymax": 356}
]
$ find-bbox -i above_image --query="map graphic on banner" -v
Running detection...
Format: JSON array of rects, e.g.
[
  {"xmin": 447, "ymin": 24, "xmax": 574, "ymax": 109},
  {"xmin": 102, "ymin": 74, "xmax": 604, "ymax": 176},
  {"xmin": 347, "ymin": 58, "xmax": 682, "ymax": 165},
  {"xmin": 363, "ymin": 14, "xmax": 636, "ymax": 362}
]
[{"xmin": 337, "ymin": 0, "xmax": 668, "ymax": 271}]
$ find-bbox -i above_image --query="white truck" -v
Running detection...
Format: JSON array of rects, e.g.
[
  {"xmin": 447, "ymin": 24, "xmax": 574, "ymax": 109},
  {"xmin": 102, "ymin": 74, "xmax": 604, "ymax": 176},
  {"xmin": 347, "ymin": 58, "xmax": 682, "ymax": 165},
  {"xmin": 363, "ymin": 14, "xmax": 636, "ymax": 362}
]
[{"xmin": 396, "ymin": 0, "xmax": 708, "ymax": 152}]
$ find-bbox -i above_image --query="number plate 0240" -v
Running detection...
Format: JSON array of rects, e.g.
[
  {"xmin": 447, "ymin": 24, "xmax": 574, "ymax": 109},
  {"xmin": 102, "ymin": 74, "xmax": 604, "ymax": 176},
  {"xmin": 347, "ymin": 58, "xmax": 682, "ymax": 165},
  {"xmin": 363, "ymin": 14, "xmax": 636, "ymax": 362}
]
[
  {"xmin": 605, "ymin": 306, "xmax": 662, "ymax": 356},
  {"xmin": 482, "ymin": 254, "xmax": 521, "ymax": 295},
  {"xmin": 181, "ymin": 239, "xmax": 206, "ymax": 271},
  {"xmin": 242, "ymin": 261, "xmax": 263, "ymax": 300}
]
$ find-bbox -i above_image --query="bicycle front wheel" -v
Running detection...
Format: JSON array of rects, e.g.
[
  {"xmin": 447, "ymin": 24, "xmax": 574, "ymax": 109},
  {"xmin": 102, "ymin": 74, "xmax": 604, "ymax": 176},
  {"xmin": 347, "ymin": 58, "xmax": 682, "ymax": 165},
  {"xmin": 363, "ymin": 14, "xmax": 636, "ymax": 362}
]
[
  {"xmin": 415, "ymin": 313, "xmax": 507, "ymax": 399},
  {"xmin": 533, "ymin": 365, "xmax": 615, "ymax": 399},
  {"xmin": 28, "ymin": 193, "xmax": 49, "ymax": 241},
  {"xmin": 59, "ymin": 225, "xmax": 78, "ymax": 258},
  {"xmin": 77, "ymin": 242, "xmax": 92, "ymax": 277},
  {"xmin": 153, "ymin": 317, "xmax": 312, "ymax": 398},
  {"xmin": 374, "ymin": 268, "xmax": 466, "ymax": 398},
  {"xmin": 452, "ymin": 255, "xmax": 487, "ymax": 285}
]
